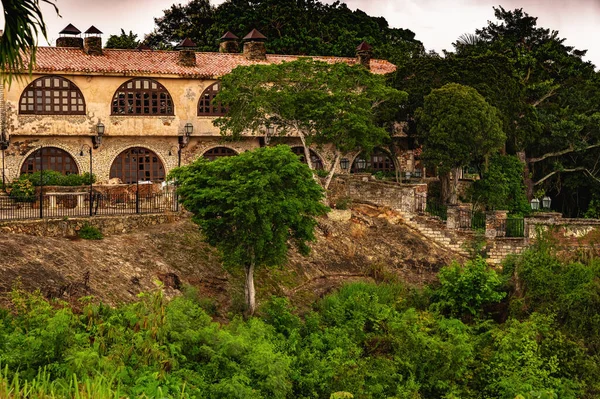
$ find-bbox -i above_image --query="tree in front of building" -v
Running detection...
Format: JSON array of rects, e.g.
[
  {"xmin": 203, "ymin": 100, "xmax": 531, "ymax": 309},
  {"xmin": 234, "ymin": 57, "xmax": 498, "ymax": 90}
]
[
  {"xmin": 105, "ymin": 29, "xmax": 140, "ymax": 49},
  {"xmin": 0, "ymin": 0, "xmax": 59, "ymax": 84},
  {"xmin": 169, "ymin": 145, "xmax": 327, "ymax": 315},
  {"xmin": 214, "ymin": 58, "xmax": 406, "ymax": 189},
  {"xmin": 416, "ymin": 83, "xmax": 505, "ymax": 204}
]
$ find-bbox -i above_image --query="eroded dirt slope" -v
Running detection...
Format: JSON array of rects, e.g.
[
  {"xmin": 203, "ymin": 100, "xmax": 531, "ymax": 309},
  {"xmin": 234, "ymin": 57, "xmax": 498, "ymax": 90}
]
[{"xmin": 0, "ymin": 205, "xmax": 460, "ymax": 313}]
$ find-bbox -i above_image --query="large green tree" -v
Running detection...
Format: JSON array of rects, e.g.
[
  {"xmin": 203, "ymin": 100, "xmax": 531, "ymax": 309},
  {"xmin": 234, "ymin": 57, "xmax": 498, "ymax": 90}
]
[
  {"xmin": 0, "ymin": 0, "xmax": 59, "ymax": 85},
  {"xmin": 456, "ymin": 7, "xmax": 600, "ymax": 215},
  {"xmin": 214, "ymin": 58, "xmax": 406, "ymax": 189},
  {"xmin": 169, "ymin": 145, "xmax": 327, "ymax": 315},
  {"xmin": 416, "ymin": 83, "xmax": 505, "ymax": 204}
]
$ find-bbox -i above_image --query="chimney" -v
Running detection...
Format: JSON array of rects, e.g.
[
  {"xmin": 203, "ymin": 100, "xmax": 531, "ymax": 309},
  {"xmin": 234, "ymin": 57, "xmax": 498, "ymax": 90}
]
[
  {"xmin": 356, "ymin": 41, "xmax": 372, "ymax": 70},
  {"xmin": 219, "ymin": 31, "xmax": 239, "ymax": 53},
  {"xmin": 175, "ymin": 38, "xmax": 197, "ymax": 67},
  {"xmin": 56, "ymin": 24, "xmax": 83, "ymax": 48},
  {"xmin": 84, "ymin": 26, "xmax": 103, "ymax": 55},
  {"xmin": 243, "ymin": 29, "xmax": 267, "ymax": 61}
]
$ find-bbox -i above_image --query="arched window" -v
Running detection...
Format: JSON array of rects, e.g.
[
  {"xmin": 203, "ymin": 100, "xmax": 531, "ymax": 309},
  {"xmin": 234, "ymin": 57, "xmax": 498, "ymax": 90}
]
[
  {"xmin": 351, "ymin": 148, "xmax": 395, "ymax": 173},
  {"xmin": 203, "ymin": 147, "xmax": 237, "ymax": 161},
  {"xmin": 197, "ymin": 82, "xmax": 227, "ymax": 116},
  {"xmin": 291, "ymin": 146, "xmax": 324, "ymax": 170},
  {"xmin": 19, "ymin": 76, "xmax": 85, "ymax": 115},
  {"xmin": 20, "ymin": 147, "xmax": 79, "ymax": 175},
  {"xmin": 110, "ymin": 147, "xmax": 165, "ymax": 183},
  {"xmin": 111, "ymin": 78, "xmax": 174, "ymax": 115}
]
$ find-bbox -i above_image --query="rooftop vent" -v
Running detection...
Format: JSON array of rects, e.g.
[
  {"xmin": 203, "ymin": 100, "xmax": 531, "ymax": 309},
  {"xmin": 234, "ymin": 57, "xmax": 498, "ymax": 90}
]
[
  {"xmin": 84, "ymin": 26, "xmax": 103, "ymax": 55},
  {"xmin": 176, "ymin": 38, "xmax": 197, "ymax": 67},
  {"xmin": 219, "ymin": 31, "xmax": 239, "ymax": 53},
  {"xmin": 356, "ymin": 41, "xmax": 372, "ymax": 70},
  {"xmin": 242, "ymin": 29, "xmax": 267, "ymax": 61},
  {"xmin": 56, "ymin": 24, "xmax": 83, "ymax": 48}
]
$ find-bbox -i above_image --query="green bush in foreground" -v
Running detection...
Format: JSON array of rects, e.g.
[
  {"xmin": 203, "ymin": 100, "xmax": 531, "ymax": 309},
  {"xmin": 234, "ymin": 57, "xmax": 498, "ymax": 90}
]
[{"xmin": 1, "ymin": 243, "xmax": 599, "ymax": 398}]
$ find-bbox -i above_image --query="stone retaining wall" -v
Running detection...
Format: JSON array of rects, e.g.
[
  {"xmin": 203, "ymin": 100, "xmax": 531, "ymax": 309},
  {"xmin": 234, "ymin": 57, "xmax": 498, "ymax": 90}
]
[
  {"xmin": 330, "ymin": 175, "xmax": 427, "ymax": 212},
  {"xmin": 0, "ymin": 212, "xmax": 184, "ymax": 237}
]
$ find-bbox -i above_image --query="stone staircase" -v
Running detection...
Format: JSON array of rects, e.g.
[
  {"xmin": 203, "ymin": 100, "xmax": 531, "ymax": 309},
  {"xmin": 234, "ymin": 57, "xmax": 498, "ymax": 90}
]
[{"xmin": 398, "ymin": 210, "xmax": 472, "ymax": 258}]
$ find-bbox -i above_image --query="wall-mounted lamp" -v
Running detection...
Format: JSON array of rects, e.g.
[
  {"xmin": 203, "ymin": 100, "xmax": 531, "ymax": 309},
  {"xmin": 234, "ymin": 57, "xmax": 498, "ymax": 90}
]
[
  {"xmin": 340, "ymin": 158, "xmax": 349, "ymax": 170},
  {"xmin": 530, "ymin": 198, "xmax": 540, "ymax": 211},
  {"xmin": 405, "ymin": 171, "xmax": 412, "ymax": 180},
  {"xmin": 356, "ymin": 158, "xmax": 367, "ymax": 170},
  {"xmin": 92, "ymin": 122, "xmax": 104, "ymax": 148},
  {"xmin": 179, "ymin": 122, "xmax": 193, "ymax": 148},
  {"xmin": 542, "ymin": 196, "xmax": 552, "ymax": 209}
]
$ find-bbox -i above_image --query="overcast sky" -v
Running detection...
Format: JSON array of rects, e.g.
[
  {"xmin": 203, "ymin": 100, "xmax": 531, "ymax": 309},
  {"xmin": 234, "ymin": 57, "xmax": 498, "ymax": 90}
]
[{"xmin": 7, "ymin": 0, "xmax": 599, "ymax": 67}]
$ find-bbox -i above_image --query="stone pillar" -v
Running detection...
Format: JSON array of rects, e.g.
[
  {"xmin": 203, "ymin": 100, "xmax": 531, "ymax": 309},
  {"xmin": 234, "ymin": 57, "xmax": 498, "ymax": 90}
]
[
  {"xmin": 178, "ymin": 50, "xmax": 196, "ymax": 67},
  {"xmin": 56, "ymin": 37, "xmax": 83, "ymax": 48},
  {"xmin": 486, "ymin": 210, "xmax": 508, "ymax": 238},
  {"xmin": 446, "ymin": 205, "xmax": 459, "ymax": 230},
  {"xmin": 243, "ymin": 41, "xmax": 266, "ymax": 61}
]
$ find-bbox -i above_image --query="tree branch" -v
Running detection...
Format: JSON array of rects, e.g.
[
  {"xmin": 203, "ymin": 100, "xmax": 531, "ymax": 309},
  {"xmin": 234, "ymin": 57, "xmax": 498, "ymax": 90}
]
[
  {"xmin": 531, "ymin": 87, "xmax": 557, "ymax": 108},
  {"xmin": 534, "ymin": 167, "xmax": 586, "ymax": 186},
  {"xmin": 527, "ymin": 143, "xmax": 600, "ymax": 164}
]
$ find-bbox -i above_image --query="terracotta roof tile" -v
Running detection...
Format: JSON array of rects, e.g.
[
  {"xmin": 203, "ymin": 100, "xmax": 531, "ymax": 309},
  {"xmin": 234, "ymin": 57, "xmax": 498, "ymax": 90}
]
[{"xmin": 30, "ymin": 47, "xmax": 396, "ymax": 78}]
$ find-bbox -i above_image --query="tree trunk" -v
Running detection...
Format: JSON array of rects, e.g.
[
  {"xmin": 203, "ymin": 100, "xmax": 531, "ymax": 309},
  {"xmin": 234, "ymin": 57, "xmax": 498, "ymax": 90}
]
[
  {"xmin": 440, "ymin": 172, "xmax": 452, "ymax": 204},
  {"xmin": 299, "ymin": 134, "xmax": 313, "ymax": 170},
  {"xmin": 244, "ymin": 260, "xmax": 256, "ymax": 316},
  {"xmin": 517, "ymin": 151, "xmax": 534, "ymax": 199},
  {"xmin": 323, "ymin": 151, "xmax": 341, "ymax": 190}
]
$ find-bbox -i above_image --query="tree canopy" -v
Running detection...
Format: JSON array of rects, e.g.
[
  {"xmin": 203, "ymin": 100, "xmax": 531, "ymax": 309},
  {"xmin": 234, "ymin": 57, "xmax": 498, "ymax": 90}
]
[
  {"xmin": 214, "ymin": 58, "xmax": 406, "ymax": 189},
  {"xmin": 416, "ymin": 83, "xmax": 505, "ymax": 204},
  {"xmin": 169, "ymin": 145, "xmax": 327, "ymax": 314},
  {"xmin": 105, "ymin": 29, "xmax": 140, "ymax": 49},
  {"xmin": 143, "ymin": 0, "xmax": 423, "ymax": 65}
]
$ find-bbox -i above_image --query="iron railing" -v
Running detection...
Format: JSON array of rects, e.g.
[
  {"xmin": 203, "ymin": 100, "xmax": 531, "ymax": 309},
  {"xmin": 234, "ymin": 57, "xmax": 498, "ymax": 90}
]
[
  {"xmin": 0, "ymin": 185, "xmax": 178, "ymax": 221},
  {"xmin": 457, "ymin": 209, "xmax": 486, "ymax": 230},
  {"xmin": 415, "ymin": 194, "xmax": 448, "ymax": 221},
  {"xmin": 500, "ymin": 217, "xmax": 525, "ymax": 237}
]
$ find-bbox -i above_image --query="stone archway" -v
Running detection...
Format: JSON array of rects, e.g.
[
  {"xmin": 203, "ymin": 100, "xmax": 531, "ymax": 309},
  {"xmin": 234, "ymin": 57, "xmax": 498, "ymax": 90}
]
[
  {"xmin": 109, "ymin": 147, "xmax": 165, "ymax": 184},
  {"xmin": 202, "ymin": 146, "xmax": 238, "ymax": 161},
  {"xmin": 351, "ymin": 148, "xmax": 395, "ymax": 174}
]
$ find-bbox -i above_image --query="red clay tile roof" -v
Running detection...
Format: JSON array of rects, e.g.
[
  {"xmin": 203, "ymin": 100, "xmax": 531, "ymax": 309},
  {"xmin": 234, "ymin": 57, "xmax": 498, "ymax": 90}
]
[{"xmin": 30, "ymin": 46, "xmax": 396, "ymax": 78}]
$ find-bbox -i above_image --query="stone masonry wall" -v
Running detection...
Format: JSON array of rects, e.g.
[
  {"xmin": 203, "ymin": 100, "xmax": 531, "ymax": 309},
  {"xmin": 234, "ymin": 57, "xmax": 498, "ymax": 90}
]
[
  {"xmin": 0, "ymin": 212, "xmax": 183, "ymax": 237},
  {"xmin": 330, "ymin": 175, "xmax": 427, "ymax": 212}
]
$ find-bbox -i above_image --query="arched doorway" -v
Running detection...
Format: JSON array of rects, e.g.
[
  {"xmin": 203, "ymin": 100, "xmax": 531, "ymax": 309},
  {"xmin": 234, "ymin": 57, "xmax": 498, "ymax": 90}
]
[
  {"xmin": 351, "ymin": 148, "xmax": 395, "ymax": 173},
  {"xmin": 20, "ymin": 147, "xmax": 79, "ymax": 175},
  {"xmin": 291, "ymin": 146, "xmax": 324, "ymax": 170},
  {"xmin": 203, "ymin": 147, "xmax": 237, "ymax": 161},
  {"xmin": 110, "ymin": 147, "xmax": 165, "ymax": 184}
]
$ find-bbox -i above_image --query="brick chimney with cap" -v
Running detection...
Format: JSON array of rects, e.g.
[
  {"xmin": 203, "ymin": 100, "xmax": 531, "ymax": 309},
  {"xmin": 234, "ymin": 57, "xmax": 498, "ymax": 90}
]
[
  {"xmin": 84, "ymin": 26, "xmax": 103, "ymax": 55},
  {"xmin": 56, "ymin": 24, "xmax": 83, "ymax": 48},
  {"xmin": 219, "ymin": 31, "xmax": 239, "ymax": 53},
  {"xmin": 356, "ymin": 41, "xmax": 372, "ymax": 70},
  {"xmin": 243, "ymin": 29, "xmax": 267, "ymax": 61},
  {"xmin": 175, "ymin": 38, "xmax": 197, "ymax": 67}
]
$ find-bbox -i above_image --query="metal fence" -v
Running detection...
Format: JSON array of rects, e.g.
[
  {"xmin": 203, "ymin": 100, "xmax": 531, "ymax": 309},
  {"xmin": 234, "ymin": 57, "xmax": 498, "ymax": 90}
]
[
  {"xmin": 415, "ymin": 194, "xmax": 448, "ymax": 221},
  {"xmin": 0, "ymin": 185, "xmax": 178, "ymax": 221},
  {"xmin": 457, "ymin": 209, "xmax": 486, "ymax": 230},
  {"xmin": 499, "ymin": 217, "xmax": 525, "ymax": 237}
]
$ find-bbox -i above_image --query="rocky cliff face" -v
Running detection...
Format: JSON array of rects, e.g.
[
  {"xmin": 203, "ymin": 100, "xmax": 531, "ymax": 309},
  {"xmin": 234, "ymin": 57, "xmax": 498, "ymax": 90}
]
[{"xmin": 0, "ymin": 205, "xmax": 460, "ymax": 313}]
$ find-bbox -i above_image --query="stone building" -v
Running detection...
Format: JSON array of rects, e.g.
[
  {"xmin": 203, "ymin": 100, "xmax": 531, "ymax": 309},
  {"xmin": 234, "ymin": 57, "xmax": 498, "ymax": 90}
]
[{"xmin": 0, "ymin": 25, "xmax": 415, "ymax": 186}]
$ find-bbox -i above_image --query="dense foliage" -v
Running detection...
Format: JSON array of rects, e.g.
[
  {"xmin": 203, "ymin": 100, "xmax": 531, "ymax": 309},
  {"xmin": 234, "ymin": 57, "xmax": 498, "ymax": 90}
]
[
  {"xmin": 2, "ymin": 241, "xmax": 600, "ymax": 398},
  {"xmin": 8, "ymin": 172, "xmax": 96, "ymax": 198},
  {"xmin": 105, "ymin": 29, "xmax": 140, "ymax": 49},
  {"xmin": 143, "ymin": 0, "xmax": 423, "ymax": 65}
]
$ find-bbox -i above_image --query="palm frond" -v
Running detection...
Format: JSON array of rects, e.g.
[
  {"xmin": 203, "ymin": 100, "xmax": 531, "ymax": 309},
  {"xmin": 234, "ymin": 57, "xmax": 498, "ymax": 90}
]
[{"xmin": 0, "ymin": 0, "xmax": 60, "ymax": 86}]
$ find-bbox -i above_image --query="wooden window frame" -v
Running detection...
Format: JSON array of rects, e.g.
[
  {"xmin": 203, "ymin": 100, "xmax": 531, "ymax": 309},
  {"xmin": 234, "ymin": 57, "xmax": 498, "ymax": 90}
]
[
  {"xmin": 111, "ymin": 78, "xmax": 174, "ymax": 116},
  {"xmin": 109, "ymin": 147, "xmax": 165, "ymax": 184},
  {"xmin": 351, "ymin": 148, "xmax": 396, "ymax": 173},
  {"xmin": 19, "ymin": 76, "xmax": 86, "ymax": 115},
  {"xmin": 197, "ymin": 82, "xmax": 228, "ymax": 116},
  {"xmin": 203, "ymin": 147, "xmax": 237, "ymax": 161}
]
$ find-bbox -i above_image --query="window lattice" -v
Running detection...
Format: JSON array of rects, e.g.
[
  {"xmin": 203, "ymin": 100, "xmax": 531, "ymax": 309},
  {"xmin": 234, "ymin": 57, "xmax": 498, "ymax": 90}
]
[
  {"xmin": 197, "ymin": 82, "xmax": 228, "ymax": 116},
  {"xmin": 20, "ymin": 147, "xmax": 79, "ymax": 175},
  {"xmin": 110, "ymin": 147, "xmax": 165, "ymax": 184},
  {"xmin": 111, "ymin": 78, "xmax": 174, "ymax": 115},
  {"xmin": 203, "ymin": 147, "xmax": 237, "ymax": 161},
  {"xmin": 19, "ymin": 76, "xmax": 85, "ymax": 115},
  {"xmin": 351, "ymin": 148, "xmax": 395, "ymax": 173}
]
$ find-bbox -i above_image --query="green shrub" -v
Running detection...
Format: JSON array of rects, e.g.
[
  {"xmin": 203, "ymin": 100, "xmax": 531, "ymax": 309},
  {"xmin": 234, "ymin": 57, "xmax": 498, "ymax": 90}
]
[
  {"xmin": 17, "ymin": 171, "xmax": 96, "ymax": 187},
  {"xmin": 7, "ymin": 179, "xmax": 35, "ymax": 199},
  {"xmin": 77, "ymin": 224, "xmax": 103, "ymax": 240}
]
